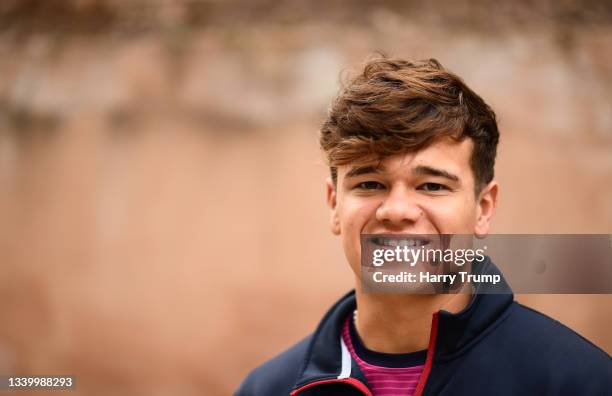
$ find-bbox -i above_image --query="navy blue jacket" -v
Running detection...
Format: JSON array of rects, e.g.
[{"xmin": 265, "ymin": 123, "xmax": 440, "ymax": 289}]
[{"xmin": 236, "ymin": 258, "xmax": 612, "ymax": 395}]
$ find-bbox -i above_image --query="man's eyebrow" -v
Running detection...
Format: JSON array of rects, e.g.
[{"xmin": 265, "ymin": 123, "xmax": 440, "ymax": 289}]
[
  {"xmin": 345, "ymin": 165, "xmax": 382, "ymax": 178},
  {"xmin": 413, "ymin": 165, "xmax": 460, "ymax": 182}
]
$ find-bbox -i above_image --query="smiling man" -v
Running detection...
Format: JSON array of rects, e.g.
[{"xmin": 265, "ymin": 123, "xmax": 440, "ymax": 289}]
[{"xmin": 236, "ymin": 57, "xmax": 611, "ymax": 395}]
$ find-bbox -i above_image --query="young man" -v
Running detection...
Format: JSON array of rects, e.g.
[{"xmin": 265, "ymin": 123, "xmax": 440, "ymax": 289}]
[{"xmin": 236, "ymin": 57, "xmax": 611, "ymax": 395}]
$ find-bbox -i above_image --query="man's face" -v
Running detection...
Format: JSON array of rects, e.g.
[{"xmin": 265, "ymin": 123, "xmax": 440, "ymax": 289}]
[{"xmin": 326, "ymin": 137, "xmax": 498, "ymax": 276}]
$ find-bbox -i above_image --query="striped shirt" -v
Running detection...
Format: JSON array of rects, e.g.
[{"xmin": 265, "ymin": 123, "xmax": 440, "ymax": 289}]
[{"xmin": 341, "ymin": 315, "xmax": 426, "ymax": 396}]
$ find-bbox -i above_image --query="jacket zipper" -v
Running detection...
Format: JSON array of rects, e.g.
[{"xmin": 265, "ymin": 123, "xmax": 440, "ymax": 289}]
[{"xmin": 414, "ymin": 312, "xmax": 440, "ymax": 396}]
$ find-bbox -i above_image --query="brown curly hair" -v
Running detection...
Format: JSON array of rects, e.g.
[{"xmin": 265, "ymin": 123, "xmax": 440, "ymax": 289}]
[{"xmin": 320, "ymin": 56, "xmax": 499, "ymax": 193}]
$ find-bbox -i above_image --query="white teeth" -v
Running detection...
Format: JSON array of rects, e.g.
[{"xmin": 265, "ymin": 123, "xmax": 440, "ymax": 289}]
[{"xmin": 374, "ymin": 238, "xmax": 428, "ymax": 247}]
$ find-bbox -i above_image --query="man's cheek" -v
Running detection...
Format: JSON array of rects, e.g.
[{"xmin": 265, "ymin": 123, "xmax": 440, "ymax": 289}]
[
  {"xmin": 444, "ymin": 207, "xmax": 477, "ymax": 233},
  {"xmin": 428, "ymin": 206, "xmax": 463, "ymax": 233},
  {"xmin": 341, "ymin": 233, "xmax": 361, "ymax": 273}
]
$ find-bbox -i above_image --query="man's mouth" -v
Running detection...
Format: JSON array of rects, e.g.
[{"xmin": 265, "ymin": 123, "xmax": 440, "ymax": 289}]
[{"xmin": 370, "ymin": 236, "xmax": 431, "ymax": 248}]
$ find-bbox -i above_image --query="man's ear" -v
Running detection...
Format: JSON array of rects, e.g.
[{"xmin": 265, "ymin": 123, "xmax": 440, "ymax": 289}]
[
  {"xmin": 474, "ymin": 181, "xmax": 498, "ymax": 238},
  {"xmin": 326, "ymin": 178, "xmax": 341, "ymax": 235}
]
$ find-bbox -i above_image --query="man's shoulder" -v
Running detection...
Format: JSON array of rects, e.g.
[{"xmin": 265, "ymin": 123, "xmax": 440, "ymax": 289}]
[
  {"xmin": 499, "ymin": 302, "xmax": 612, "ymax": 388},
  {"xmin": 510, "ymin": 302, "xmax": 610, "ymax": 360},
  {"xmin": 235, "ymin": 334, "xmax": 313, "ymax": 396}
]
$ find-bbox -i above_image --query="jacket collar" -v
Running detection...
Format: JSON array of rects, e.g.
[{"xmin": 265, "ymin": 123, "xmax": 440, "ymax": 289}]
[{"xmin": 291, "ymin": 257, "xmax": 514, "ymax": 393}]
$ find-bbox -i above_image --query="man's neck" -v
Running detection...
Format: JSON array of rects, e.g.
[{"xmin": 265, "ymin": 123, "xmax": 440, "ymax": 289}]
[{"xmin": 353, "ymin": 285, "xmax": 471, "ymax": 354}]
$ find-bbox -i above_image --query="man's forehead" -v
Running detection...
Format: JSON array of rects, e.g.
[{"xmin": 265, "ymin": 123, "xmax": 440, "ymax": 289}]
[{"xmin": 339, "ymin": 139, "xmax": 473, "ymax": 178}]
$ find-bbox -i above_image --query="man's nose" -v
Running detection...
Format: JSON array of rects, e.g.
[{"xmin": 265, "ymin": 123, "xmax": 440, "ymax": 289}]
[{"xmin": 375, "ymin": 186, "xmax": 423, "ymax": 226}]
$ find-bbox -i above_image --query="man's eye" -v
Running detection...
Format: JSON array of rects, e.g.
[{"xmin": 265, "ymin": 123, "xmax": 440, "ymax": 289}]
[
  {"xmin": 356, "ymin": 181, "xmax": 385, "ymax": 190},
  {"xmin": 419, "ymin": 183, "xmax": 449, "ymax": 192}
]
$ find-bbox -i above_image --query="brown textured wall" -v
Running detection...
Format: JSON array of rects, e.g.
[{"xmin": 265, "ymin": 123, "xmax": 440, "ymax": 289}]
[{"xmin": 0, "ymin": 1, "xmax": 611, "ymax": 395}]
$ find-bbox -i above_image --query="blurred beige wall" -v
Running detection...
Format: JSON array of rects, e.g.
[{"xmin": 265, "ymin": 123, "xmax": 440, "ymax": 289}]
[{"xmin": 0, "ymin": 1, "xmax": 611, "ymax": 395}]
